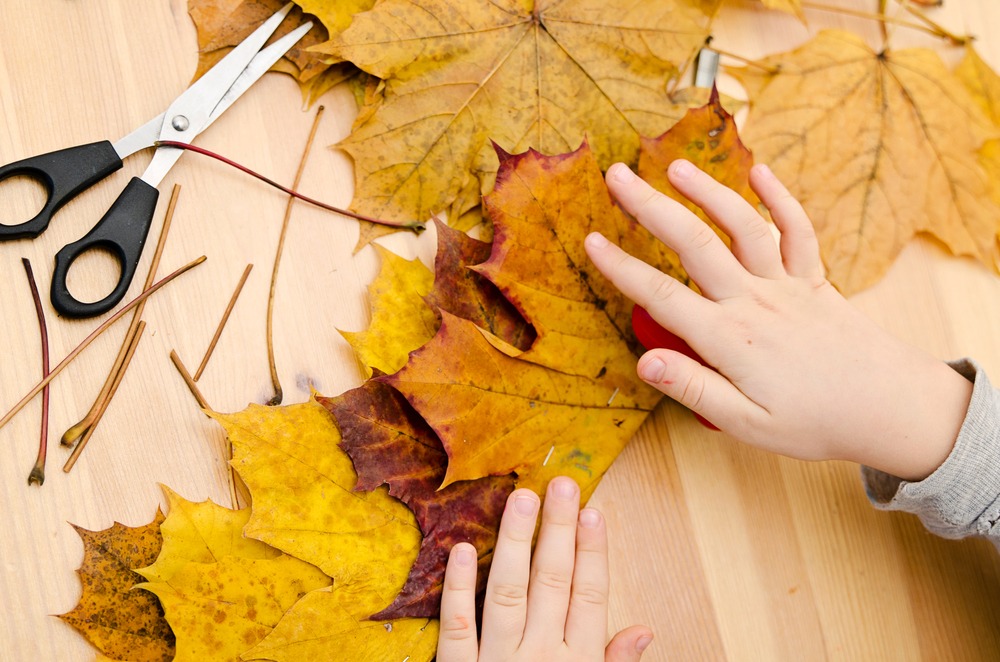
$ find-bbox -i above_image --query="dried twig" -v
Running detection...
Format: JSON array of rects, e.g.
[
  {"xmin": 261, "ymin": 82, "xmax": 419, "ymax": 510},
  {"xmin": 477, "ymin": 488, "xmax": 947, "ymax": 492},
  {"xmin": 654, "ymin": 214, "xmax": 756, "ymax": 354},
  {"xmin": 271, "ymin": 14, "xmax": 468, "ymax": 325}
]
[
  {"xmin": 169, "ymin": 350, "xmax": 210, "ymax": 411},
  {"xmin": 0, "ymin": 256, "xmax": 206, "ymax": 433},
  {"xmin": 22, "ymin": 259, "xmax": 50, "ymax": 486},
  {"xmin": 267, "ymin": 105, "xmax": 325, "ymax": 405},
  {"xmin": 62, "ymin": 184, "xmax": 181, "ymax": 447},
  {"xmin": 63, "ymin": 322, "xmax": 145, "ymax": 473},
  {"xmin": 194, "ymin": 263, "xmax": 253, "ymax": 382}
]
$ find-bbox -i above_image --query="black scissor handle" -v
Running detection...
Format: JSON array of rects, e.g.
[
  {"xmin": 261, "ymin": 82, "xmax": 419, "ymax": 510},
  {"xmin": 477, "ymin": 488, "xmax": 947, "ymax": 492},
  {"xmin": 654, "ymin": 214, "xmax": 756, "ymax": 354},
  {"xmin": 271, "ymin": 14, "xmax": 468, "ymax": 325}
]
[
  {"xmin": 0, "ymin": 141, "xmax": 123, "ymax": 239},
  {"xmin": 51, "ymin": 177, "xmax": 158, "ymax": 318}
]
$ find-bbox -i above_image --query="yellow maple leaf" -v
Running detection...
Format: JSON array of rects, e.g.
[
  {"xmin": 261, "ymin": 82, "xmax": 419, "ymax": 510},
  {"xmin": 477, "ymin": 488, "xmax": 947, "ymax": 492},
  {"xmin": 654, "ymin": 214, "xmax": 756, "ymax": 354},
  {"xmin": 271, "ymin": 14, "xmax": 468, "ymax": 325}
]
[
  {"xmin": 316, "ymin": 0, "xmax": 714, "ymax": 223},
  {"xmin": 243, "ymin": 586, "xmax": 438, "ymax": 662},
  {"xmin": 731, "ymin": 30, "xmax": 1000, "ymax": 294},
  {"xmin": 338, "ymin": 245, "xmax": 436, "ymax": 378},
  {"xmin": 210, "ymin": 400, "xmax": 421, "ymax": 603},
  {"xmin": 140, "ymin": 554, "xmax": 331, "ymax": 661}
]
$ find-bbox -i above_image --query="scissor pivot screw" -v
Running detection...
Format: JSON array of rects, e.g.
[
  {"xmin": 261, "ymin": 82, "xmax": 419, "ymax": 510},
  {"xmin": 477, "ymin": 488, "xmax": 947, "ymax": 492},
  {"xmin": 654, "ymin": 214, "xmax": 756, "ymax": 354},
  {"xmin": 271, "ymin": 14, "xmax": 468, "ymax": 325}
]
[{"xmin": 171, "ymin": 115, "xmax": 190, "ymax": 132}]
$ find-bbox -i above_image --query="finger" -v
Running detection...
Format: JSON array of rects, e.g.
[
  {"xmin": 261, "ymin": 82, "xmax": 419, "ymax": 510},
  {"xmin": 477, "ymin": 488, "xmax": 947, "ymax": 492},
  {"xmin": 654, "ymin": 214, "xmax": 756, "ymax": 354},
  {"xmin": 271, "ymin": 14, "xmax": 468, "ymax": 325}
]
[
  {"xmin": 521, "ymin": 476, "xmax": 581, "ymax": 647},
  {"xmin": 479, "ymin": 489, "xmax": 540, "ymax": 660},
  {"xmin": 605, "ymin": 163, "xmax": 748, "ymax": 299},
  {"xmin": 437, "ymin": 543, "xmax": 481, "ymax": 662},
  {"xmin": 637, "ymin": 348, "xmax": 765, "ymax": 431},
  {"xmin": 749, "ymin": 164, "xmax": 824, "ymax": 279},
  {"xmin": 605, "ymin": 625, "xmax": 655, "ymax": 662},
  {"xmin": 564, "ymin": 508, "xmax": 610, "ymax": 654},
  {"xmin": 584, "ymin": 232, "xmax": 719, "ymax": 342},
  {"xmin": 667, "ymin": 159, "xmax": 784, "ymax": 279}
]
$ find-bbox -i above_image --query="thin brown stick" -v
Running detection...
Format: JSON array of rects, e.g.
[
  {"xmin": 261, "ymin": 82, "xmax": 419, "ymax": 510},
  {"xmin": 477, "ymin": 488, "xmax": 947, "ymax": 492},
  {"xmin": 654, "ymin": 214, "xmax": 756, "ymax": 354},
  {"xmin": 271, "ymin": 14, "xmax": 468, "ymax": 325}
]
[
  {"xmin": 62, "ymin": 184, "xmax": 181, "ymax": 447},
  {"xmin": 901, "ymin": 2, "xmax": 969, "ymax": 45},
  {"xmin": 799, "ymin": 1, "xmax": 968, "ymax": 42},
  {"xmin": 0, "ymin": 256, "xmax": 206, "ymax": 433},
  {"xmin": 22, "ymin": 259, "xmax": 50, "ymax": 486},
  {"xmin": 711, "ymin": 47, "xmax": 779, "ymax": 74},
  {"xmin": 169, "ymin": 350, "xmax": 210, "ymax": 411},
  {"xmin": 63, "ymin": 322, "xmax": 145, "ymax": 473},
  {"xmin": 171, "ymin": 351, "xmax": 244, "ymax": 509},
  {"xmin": 193, "ymin": 263, "xmax": 253, "ymax": 381},
  {"xmin": 266, "ymin": 105, "xmax": 325, "ymax": 406}
]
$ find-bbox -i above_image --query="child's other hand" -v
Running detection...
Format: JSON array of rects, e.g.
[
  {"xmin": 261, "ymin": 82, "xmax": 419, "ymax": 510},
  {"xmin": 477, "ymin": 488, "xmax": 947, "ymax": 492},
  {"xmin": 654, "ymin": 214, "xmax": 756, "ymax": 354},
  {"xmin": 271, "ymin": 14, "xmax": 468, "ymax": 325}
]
[
  {"xmin": 436, "ymin": 476, "xmax": 652, "ymax": 662},
  {"xmin": 585, "ymin": 160, "xmax": 972, "ymax": 481}
]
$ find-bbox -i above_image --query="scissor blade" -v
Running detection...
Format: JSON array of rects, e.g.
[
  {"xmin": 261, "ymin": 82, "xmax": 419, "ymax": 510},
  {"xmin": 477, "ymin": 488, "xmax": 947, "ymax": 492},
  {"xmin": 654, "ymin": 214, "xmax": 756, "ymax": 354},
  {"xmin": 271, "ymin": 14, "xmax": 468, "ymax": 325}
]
[
  {"xmin": 158, "ymin": 2, "xmax": 295, "ymax": 145},
  {"xmin": 202, "ymin": 21, "xmax": 313, "ymax": 132}
]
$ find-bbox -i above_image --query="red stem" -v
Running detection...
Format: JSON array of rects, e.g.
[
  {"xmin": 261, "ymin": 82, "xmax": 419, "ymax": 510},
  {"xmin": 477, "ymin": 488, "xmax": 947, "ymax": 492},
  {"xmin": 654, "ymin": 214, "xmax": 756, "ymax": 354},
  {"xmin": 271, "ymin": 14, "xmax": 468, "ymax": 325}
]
[{"xmin": 155, "ymin": 140, "xmax": 424, "ymax": 231}]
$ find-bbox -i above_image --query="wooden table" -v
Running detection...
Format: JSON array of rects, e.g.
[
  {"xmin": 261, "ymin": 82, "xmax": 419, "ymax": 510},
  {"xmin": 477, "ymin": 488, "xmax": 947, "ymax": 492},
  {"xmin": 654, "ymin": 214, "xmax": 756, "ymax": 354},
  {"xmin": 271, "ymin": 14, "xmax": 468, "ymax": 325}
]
[{"xmin": 1, "ymin": 1, "xmax": 998, "ymax": 660}]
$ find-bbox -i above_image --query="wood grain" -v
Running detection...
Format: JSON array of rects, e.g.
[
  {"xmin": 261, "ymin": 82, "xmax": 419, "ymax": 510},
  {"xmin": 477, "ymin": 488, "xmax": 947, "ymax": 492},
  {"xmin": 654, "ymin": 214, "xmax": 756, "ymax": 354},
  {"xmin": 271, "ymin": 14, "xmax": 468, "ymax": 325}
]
[{"xmin": 0, "ymin": 1, "xmax": 998, "ymax": 660}]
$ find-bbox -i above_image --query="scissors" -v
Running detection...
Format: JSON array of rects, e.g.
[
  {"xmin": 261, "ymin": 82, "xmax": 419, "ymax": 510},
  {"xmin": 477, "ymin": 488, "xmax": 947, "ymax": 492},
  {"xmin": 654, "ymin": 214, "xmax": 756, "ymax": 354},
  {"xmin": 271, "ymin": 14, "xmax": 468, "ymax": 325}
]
[{"xmin": 0, "ymin": 4, "xmax": 311, "ymax": 318}]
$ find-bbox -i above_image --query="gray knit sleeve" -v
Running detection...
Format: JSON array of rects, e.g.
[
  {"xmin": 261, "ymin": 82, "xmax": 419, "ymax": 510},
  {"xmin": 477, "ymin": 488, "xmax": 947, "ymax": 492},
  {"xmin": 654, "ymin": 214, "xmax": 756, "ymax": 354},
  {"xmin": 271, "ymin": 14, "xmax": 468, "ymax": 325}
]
[{"xmin": 860, "ymin": 359, "xmax": 1000, "ymax": 548}]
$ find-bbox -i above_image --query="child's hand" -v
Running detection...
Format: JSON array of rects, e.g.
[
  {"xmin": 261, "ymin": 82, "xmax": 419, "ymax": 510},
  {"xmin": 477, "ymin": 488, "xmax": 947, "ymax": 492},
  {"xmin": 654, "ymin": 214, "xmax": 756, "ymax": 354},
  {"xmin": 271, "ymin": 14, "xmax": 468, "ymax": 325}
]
[
  {"xmin": 585, "ymin": 160, "xmax": 973, "ymax": 481},
  {"xmin": 436, "ymin": 476, "xmax": 652, "ymax": 662}
]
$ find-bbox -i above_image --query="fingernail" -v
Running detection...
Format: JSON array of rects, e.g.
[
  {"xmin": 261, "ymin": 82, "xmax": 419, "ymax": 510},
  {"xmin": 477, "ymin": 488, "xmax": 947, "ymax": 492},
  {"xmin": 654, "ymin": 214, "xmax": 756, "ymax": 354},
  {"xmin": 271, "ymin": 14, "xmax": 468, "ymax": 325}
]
[
  {"xmin": 551, "ymin": 477, "xmax": 578, "ymax": 500},
  {"xmin": 753, "ymin": 163, "xmax": 775, "ymax": 180},
  {"xmin": 455, "ymin": 545, "xmax": 476, "ymax": 567},
  {"xmin": 513, "ymin": 494, "xmax": 538, "ymax": 516},
  {"xmin": 579, "ymin": 508, "xmax": 601, "ymax": 528},
  {"xmin": 585, "ymin": 232, "xmax": 609, "ymax": 249},
  {"xmin": 639, "ymin": 357, "xmax": 666, "ymax": 382},
  {"xmin": 636, "ymin": 635, "xmax": 653, "ymax": 652},
  {"xmin": 609, "ymin": 163, "xmax": 636, "ymax": 183},
  {"xmin": 670, "ymin": 159, "xmax": 695, "ymax": 180}
]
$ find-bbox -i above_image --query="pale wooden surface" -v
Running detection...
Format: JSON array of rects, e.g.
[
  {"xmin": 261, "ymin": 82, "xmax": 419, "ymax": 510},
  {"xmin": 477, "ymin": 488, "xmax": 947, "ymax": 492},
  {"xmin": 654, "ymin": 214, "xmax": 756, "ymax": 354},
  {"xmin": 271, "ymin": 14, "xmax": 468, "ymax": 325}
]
[{"xmin": 1, "ymin": 1, "xmax": 998, "ymax": 660}]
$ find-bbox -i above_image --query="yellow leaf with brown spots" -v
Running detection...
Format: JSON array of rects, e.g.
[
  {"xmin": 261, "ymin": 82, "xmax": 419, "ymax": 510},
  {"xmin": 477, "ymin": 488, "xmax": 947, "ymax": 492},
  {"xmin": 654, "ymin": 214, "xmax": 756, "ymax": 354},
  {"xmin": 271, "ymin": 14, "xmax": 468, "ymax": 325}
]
[
  {"xmin": 316, "ymin": 0, "xmax": 715, "ymax": 224},
  {"xmin": 338, "ymin": 245, "xmax": 436, "ymax": 379},
  {"xmin": 211, "ymin": 400, "xmax": 422, "ymax": 600},
  {"xmin": 242, "ymin": 586, "xmax": 437, "ymax": 661},
  {"xmin": 731, "ymin": 30, "xmax": 1000, "ymax": 294},
  {"xmin": 140, "ymin": 554, "xmax": 330, "ymax": 662},
  {"xmin": 139, "ymin": 487, "xmax": 279, "ymax": 585},
  {"xmin": 58, "ymin": 510, "xmax": 175, "ymax": 661}
]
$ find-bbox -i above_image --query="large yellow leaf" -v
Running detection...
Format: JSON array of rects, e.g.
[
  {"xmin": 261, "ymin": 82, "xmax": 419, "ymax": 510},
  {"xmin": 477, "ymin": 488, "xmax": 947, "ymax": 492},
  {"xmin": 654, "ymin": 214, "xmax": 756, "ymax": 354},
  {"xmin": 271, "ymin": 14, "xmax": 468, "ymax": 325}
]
[
  {"xmin": 317, "ymin": 0, "xmax": 714, "ymax": 223},
  {"xmin": 243, "ymin": 586, "xmax": 438, "ymax": 661},
  {"xmin": 139, "ymin": 487, "xmax": 279, "ymax": 585},
  {"xmin": 732, "ymin": 30, "xmax": 1000, "ymax": 294},
  {"xmin": 140, "ymin": 554, "xmax": 331, "ymax": 661},
  {"xmin": 210, "ymin": 400, "xmax": 421, "ymax": 603}
]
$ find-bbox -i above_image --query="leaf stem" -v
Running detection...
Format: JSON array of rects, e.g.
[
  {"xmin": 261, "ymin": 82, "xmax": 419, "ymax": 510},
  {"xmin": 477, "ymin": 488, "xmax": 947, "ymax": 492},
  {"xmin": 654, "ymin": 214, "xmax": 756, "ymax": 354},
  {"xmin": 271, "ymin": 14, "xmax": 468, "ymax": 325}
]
[
  {"xmin": 63, "ymin": 322, "xmax": 145, "ymax": 473},
  {"xmin": 0, "ymin": 256, "xmax": 206, "ymax": 434},
  {"xmin": 61, "ymin": 184, "xmax": 181, "ymax": 447},
  {"xmin": 22, "ymin": 258, "xmax": 49, "ymax": 486},
  {"xmin": 711, "ymin": 47, "xmax": 779, "ymax": 74},
  {"xmin": 799, "ymin": 1, "xmax": 969, "ymax": 43},
  {"xmin": 194, "ymin": 263, "xmax": 253, "ymax": 382},
  {"xmin": 900, "ymin": 1, "xmax": 969, "ymax": 45},
  {"xmin": 154, "ymin": 139, "xmax": 424, "ymax": 231},
  {"xmin": 266, "ymin": 106, "xmax": 325, "ymax": 406}
]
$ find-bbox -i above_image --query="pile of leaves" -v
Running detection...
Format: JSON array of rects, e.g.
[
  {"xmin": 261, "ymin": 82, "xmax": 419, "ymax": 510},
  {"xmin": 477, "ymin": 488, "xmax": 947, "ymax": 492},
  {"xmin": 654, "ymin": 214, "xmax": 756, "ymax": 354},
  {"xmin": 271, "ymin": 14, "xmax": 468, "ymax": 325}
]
[{"xmin": 57, "ymin": 0, "xmax": 1000, "ymax": 659}]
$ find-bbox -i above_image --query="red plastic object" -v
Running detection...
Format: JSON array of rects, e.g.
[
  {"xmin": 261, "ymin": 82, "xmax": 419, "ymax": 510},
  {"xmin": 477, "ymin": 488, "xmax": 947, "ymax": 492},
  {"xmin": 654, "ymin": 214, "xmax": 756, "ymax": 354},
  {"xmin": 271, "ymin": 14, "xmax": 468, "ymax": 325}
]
[{"xmin": 631, "ymin": 304, "xmax": 719, "ymax": 431}]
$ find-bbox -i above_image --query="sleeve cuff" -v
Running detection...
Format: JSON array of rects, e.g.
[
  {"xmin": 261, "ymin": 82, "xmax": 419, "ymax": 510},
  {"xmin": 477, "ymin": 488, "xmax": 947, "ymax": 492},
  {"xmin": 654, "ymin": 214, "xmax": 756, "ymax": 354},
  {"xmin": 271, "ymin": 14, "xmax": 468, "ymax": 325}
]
[{"xmin": 860, "ymin": 359, "xmax": 1000, "ymax": 545}]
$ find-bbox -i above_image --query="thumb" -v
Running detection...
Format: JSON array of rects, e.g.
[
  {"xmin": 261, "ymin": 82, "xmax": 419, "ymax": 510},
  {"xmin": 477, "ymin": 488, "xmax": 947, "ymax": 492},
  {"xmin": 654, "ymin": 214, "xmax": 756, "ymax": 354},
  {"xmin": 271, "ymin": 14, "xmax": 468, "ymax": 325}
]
[{"xmin": 605, "ymin": 625, "xmax": 654, "ymax": 662}]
